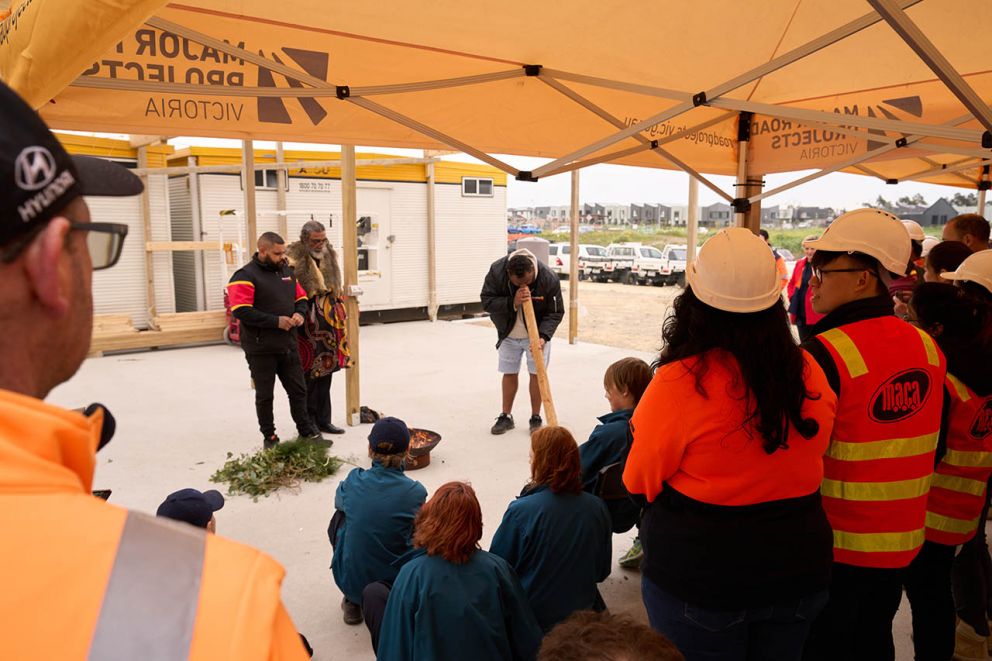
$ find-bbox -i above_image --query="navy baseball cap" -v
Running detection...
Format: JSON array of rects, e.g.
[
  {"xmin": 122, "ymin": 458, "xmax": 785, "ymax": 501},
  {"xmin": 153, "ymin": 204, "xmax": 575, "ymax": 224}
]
[
  {"xmin": 156, "ymin": 488, "xmax": 225, "ymax": 528},
  {"xmin": 368, "ymin": 416, "xmax": 411, "ymax": 454},
  {"xmin": 0, "ymin": 80, "xmax": 143, "ymax": 246}
]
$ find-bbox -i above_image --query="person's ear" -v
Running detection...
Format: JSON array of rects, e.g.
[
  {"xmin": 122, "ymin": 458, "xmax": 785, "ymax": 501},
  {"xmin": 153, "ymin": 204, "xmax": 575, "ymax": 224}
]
[{"xmin": 22, "ymin": 218, "xmax": 72, "ymax": 316}]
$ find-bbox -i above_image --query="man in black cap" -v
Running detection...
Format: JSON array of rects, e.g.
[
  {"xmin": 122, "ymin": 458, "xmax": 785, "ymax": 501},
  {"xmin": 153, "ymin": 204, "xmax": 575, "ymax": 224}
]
[
  {"xmin": 0, "ymin": 80, "xmax": 310, "ymax": 659},
  {"xmin": 157, "ymin": 488, "xmax": 226, "ymax": 533}
]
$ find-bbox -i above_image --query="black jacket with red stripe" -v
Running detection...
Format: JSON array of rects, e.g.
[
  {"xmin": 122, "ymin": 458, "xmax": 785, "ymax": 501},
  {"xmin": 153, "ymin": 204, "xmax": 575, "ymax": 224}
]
[{"xmin": 227, "ymin": 254, "xmax": 308, "ymax": 354}]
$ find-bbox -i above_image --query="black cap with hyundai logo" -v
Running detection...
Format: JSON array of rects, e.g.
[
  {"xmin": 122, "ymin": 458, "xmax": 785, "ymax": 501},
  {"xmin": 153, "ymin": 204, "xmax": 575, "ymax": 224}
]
[{"xmin": 0, "ymin": 79, "xmax": 143, "ymax": 246}]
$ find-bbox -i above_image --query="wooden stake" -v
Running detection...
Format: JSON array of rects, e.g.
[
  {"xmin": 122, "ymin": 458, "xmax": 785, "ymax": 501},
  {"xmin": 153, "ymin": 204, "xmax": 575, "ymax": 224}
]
[
  {"xmin": 275, "ymin": 141, "xmax": 288, "ymax": 238},
  {"xmin": 426, "ymin": 157, "xmax": 439, "ymax": 321},
  {"xmin": 137, "ymin": 146, "xmax": 159, "ymax": 330},
  {"xmin": 341, "ymin": 145, "xmax": 361, "ymax": 427},
  {"xmin": 568, "ymin": 169, "xmax": 580, "ymax": 345},
  {"xmin": 242, "ymin": 139, "xmax": 258, "ymax": 247},
  {"xmin": 687, "ymin": 174, "xmax": 699, "ymax": 264},
  {"xmin": 521, "ymin": 298, "xmax": 557, "ymax": 425}
]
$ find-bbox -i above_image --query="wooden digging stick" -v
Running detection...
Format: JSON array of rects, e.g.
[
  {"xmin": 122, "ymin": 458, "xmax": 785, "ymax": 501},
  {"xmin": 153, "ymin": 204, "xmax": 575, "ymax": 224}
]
[{"xmin": 521, "ymin": 297, "xmax": 558, "ymax": 426}]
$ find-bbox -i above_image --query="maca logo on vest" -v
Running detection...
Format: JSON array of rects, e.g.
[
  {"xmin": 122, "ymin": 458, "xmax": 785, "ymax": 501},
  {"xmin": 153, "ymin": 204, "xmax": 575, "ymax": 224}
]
[
  {"xmin": 869, "ymin": 369, "xmax": 932, "ymax": 423},
  {"xmin": 972, "ymin": 401, "xmax": 992, "ymax": 440}
]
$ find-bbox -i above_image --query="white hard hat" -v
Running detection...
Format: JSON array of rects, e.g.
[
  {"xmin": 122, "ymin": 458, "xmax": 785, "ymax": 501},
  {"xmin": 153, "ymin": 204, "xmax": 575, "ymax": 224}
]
[
  {"xmin": 901, "ymin": 219, "xmax": 926, "ymax": 242},
  {"xmin": 940, "ymin": 249, "xmax": 992, "ymax": 295},
  {"xmin": 921, "ymin": 236, "xmax": 940, "ymax": 257},
  {"xmin": 803, "ymin": 208, "xmax": 911, "ymax": 275},
  {"xmin": 686, "ymin": 227, "xmax": 782, "ymax": 313}
]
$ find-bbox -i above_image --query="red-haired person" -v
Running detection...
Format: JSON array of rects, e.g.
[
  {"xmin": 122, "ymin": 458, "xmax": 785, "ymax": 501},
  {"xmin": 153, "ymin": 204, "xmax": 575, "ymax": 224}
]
[
  {"xmin": 369, "ymin": 482, "xmax": 542, "ymax": 660},
  {"xmin": 491, "ymin": 427, "xmax": 612, "ymax": 632}
]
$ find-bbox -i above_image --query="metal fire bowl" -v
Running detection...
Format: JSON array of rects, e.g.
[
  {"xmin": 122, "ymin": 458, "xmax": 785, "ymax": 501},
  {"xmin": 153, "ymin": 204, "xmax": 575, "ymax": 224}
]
[{"xmin": 406, "ymin": 428, "xmax": 442, "ymax": 470}]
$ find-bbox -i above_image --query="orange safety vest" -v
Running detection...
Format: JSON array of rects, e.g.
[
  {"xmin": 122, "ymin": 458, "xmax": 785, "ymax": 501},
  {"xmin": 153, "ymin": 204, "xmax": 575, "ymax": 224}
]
[
  {"xmin": 925, "ymin": 375, "xmax": 992, "ymax": 545},
  {"xmin": 0, "ymin": 389, "xmax": 309, "ymax": 661},
  {"xmin": 816, "ymin": 317, "xmax": 946, "ymax": 568}
]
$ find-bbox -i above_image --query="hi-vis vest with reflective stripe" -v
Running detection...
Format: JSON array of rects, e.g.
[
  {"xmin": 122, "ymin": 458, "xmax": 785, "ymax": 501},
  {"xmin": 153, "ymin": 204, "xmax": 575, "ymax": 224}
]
[
  {"xmin": 817, "ymin": 316, "xmax": 946, "ymax": 569},
  {"xmin": 926, "ymin": 374, "xmax": 992, "ymax": 546}
]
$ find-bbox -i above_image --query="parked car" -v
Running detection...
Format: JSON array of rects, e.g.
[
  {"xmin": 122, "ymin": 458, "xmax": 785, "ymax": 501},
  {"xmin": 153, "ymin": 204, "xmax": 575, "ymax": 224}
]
[
  {"xmin": 517, "ymin": 224, "xmax": 542, "ymax": 235},
  {"xmin": 603, "ymin": 243, "xmax": 638, "ymax": 283},
  {"xmin": 548, "ymin": 243, "xmax": 609, "ymax": 279},
  {"xmin": 657, "ymin": 244, "xmax": 688, "ymax": 286}
]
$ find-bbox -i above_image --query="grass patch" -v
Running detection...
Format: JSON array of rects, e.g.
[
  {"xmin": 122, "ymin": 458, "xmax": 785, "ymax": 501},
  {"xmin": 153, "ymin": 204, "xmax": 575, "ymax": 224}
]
[
  {"xmin": 211, "ymin": 438, "xmax": 343, "ymax": 500},
  {"xmin": 536, "ymin": 227, "xmax": 830, "ymax": 257}
]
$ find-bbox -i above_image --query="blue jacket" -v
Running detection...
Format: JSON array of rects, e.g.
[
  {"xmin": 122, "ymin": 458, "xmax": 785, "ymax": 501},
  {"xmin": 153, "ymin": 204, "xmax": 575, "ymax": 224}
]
[
  {"xmin": 377, "ymin": 550, "xmax": 542, "ymax": 661},
  {"xmin": 330, "ymin": 462, "xmax": 427, "ymax": 604},
  {"xmin": 490, "ymin": 485, "xmax": 612, "ymax": 632},
  {"xmin": 579, "ymin": 409, "xmax": 634, "ymax": 491}
]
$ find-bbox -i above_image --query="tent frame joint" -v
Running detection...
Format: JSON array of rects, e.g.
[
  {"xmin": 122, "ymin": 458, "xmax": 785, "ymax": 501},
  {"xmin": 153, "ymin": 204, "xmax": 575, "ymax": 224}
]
[
  {"xmin": 516, "ymin": 170, "xmax": 538, "ymax": 182},
  {"xmin": 523, "ymin": 64, "xmax": 543, "ymax": 77},
  {"xmin": 692, "ymin": 91, "xmax": 707, "ymax": 107},
  {"xmin": 978, "ymin": 180, "xmax": 991, "ymax": 191},
  {"xmin": 895, "ymin": 137, "xmax": 908, "ymax": 148},
  {"xmin": 983, "ymin": 131, "xmax": 992, "ymax": 149},
  {"xmin": 336, "ymin": 85, "xmax": 351, "ymax": 99},
  {"xmin": 731, "ymin": 198, "xmax": 751, "ymax": 214},
  {"xmin": 737, "ymin": 111, "xmax": 754, "ymax": 142},
  {"xmin": 649, "ymin": 139, "xmax": 659, "ymax": 149},
  {"xmin": 886, "ymin": 178, "xmax": 899, "ymax": 185}
]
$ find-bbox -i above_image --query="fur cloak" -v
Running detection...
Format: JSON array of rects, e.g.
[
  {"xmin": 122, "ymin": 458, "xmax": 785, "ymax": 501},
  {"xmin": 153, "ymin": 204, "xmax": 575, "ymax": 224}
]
[{"xmin": 287, "ymin": 240, "xmax": 343, "ymax": 298}]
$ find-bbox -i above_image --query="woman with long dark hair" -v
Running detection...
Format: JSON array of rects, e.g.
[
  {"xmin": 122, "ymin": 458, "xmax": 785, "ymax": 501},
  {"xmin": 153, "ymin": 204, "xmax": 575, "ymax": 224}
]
[
  {"xmin": 374, "ymin": 482, "xmax": 542, "ymax": 661},
  {"xmin": 491, "ymin": 426, "xmax": 612, "ymax": 632},
  {"xmin": 623, "ymin": 228, "xmax": 838, "ymax": 661}
]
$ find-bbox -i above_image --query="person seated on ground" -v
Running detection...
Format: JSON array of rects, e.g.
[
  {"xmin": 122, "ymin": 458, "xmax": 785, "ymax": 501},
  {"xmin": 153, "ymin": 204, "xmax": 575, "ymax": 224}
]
[
  {"xmin": 366, "ymin": 482, "xmax": 542, "ymax": 660},
  {"xmin": 538, "ymin": 610, "xmax": 685, "ymax": 661},
  {"xmin": 577, "ymin": 357, "xmax": 652, "ymax": 567},
  {"xmin": 901, "ymin": 282, "xmax": 992, "ymax": 661},
  {"xmin": 624, "ymin": 228, "xmax": 837, "ymax": 661},
  {"xmin": 942, "ymin": 213, "xmax": 991, "ymax": 253},
  {"xmin": 491, "ymin": 426, "xmax": 612, "ymax": 632},
  {"xmin": 156, "ymin": 488, "xmax": 225, "ymax": 532},
  {"xmin": 329, "ymin": 417, "xmax": 427, "ymax": 626},
  {"xmin": 923, "ymin": 240, "xmax": 971, "ymax": 283}
]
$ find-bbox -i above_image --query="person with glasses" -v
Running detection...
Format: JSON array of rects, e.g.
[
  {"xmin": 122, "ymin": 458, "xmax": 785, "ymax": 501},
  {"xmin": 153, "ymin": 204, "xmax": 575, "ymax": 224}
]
[
  {"xmin": 800, "ymin": 209, "xmax": 948, "ymax": 661},
  {"xmin": 0, "ymin": 81, "xmax": 310, "ymax": 659},
  {"xmin": 287, "ymin": 219, "xmax": 349, "ymax": 435}
]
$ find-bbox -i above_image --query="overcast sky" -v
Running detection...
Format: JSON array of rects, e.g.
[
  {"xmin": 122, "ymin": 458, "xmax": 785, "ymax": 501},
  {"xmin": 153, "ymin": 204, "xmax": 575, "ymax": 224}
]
[{"xmin": 155, "ymin": 136, "xmax": 974, "ymax": 211}]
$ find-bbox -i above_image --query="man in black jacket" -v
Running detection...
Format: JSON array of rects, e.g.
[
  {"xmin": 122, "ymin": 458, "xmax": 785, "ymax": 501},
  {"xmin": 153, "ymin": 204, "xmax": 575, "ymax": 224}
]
[
  {"xmin": 480, "ymin": 249, "xmax": 564, "ymax": 434},
  {"xmin": 227, "ymin": 232, "xmax": 325, "ymax": 449}
]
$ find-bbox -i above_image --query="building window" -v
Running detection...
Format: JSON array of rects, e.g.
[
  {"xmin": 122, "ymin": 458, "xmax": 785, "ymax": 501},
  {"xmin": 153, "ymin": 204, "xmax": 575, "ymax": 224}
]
[
  {"xmin": 243, "ymin": 168, "xmax": 286, "ymax": 191},
  {"xmin": 462, "ymin": 177, "xmax": 494, "ymax": 197}
]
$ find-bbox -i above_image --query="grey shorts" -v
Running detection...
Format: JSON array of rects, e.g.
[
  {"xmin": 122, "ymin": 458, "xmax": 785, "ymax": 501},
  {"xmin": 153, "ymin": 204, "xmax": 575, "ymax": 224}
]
[{"xmin": 498, "ymin": 336, "xmax": 551, "ymax": 375}]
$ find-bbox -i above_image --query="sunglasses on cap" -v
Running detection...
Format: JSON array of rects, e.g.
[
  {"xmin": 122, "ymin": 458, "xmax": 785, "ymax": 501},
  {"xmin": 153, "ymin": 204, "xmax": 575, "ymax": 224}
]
[{"xmin": 1, "ymin": 219, "xmax": 128, "ymax": 270}]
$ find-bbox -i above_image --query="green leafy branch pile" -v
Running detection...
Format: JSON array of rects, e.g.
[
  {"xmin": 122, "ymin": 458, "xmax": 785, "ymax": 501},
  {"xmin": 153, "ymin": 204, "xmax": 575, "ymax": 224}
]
[{"xmin": 211, "ymin": 439, "xmax": 343, "ymax": 499}]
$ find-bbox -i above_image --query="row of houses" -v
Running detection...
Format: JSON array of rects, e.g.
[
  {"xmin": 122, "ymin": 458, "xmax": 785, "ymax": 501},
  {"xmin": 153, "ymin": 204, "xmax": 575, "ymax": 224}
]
[
  {"xmin": 510, "ymin": 197, "xmax": 989, "ymax": 229},
  {"xmin": 509, "ymin": 202, "xmax": 834, "ymax": 228}
]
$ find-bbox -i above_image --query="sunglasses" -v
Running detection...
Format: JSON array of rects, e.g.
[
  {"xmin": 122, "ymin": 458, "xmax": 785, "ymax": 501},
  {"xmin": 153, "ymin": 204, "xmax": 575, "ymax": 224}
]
[{"xmin": 0, "ymin": 220, "xmax": 128, "ymax": 270}]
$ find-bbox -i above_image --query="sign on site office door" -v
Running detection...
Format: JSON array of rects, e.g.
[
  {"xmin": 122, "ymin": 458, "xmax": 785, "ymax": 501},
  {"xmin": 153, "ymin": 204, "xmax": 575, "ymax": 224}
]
[{"xmin": 356, "ymin": 188, "xmax": 392, "ymax": 309}]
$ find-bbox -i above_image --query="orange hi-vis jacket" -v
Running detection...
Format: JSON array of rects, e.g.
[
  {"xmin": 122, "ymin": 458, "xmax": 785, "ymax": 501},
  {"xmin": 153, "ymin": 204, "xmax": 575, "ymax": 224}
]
[
  {"xmin": 925, "ymin": 374, "xmax": 992, "ymax": 545},
  {"xmin": 816, "ymin": 317, "xmax": 946, "ymax": 569},
  {"xmin": 0, "ymin": 389, "xmax": 309, "ymax": 661}
]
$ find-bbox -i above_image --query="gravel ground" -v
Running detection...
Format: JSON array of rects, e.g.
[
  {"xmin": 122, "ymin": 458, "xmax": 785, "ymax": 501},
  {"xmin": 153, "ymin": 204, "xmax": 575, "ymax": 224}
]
[{"xmin": 474, "ymin": 279, "xmax": 682, "ymax": 355}]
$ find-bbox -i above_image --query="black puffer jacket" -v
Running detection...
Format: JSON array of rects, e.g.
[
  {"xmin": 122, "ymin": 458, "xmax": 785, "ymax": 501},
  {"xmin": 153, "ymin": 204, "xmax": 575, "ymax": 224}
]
[
  {"xmin": 480, "ymin": 250, "xmax": 564, "ymax": 348},
  {"xmin": 229, "ymin": 254, "xmax": 308, "ymax": 354}
]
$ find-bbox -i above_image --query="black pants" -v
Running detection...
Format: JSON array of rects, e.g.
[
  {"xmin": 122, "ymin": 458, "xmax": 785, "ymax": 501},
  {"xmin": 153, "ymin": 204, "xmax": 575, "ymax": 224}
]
[
  {"xmin": 905, "ymin": 541, "xmax": 957, "ymax": 661},
  {"xmin": 244, "ymin": 350, "xmax": 313, "ymax": 438},
  {"xmin": 305, "ymin": 373, "xmax": 333, "ymax": 428},
  {"xmin": 803, "ymin": 563, "xmax": 904, "ymax": 661},
  {"xmin": 362, "ymin": 581, "xmax": 392, "ymax": 654},
  {"xmin": 953, "ymin": 485, "xmax": 992, "ymax": 636}
]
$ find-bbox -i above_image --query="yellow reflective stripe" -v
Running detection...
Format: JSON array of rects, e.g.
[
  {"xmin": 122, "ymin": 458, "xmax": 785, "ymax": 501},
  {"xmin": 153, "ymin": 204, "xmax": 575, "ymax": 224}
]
[
  {"xmin": 825, "ymin": 432, "xmax": 938, "ymax": 461},
  {"xmin": 229, "ymin": 303, "xmax": 251, "ymax": 311},
  {"xmin": 947, "ymin": 374, "xmax": 971, "ymax": 402},
  {"xmin": 821, "ymin": 475, "xmax": 931, "ymax": 501},
  {"xmin": 932, "ymin": 473, "xmax": 988, "ymax": 497},
  {"xmin": 943, "ymin": 449, "xmax": 992, "ymax": 468},
  {"xmin": 227, "ymin": 280, "xmax": 254, "ymax": 288},
  {"xmin": 926, "ymin": 512, "xmax": 980, "ymax": 535},
  {"xmin": 819, "ymin": 328, "xmax": 868, "ymax": 378},
  {"xmin": 915, "ymin": 327, "xmax": 940, "ymax": 367},
  {"xmin": 834, "ymin": 528, "xmax": 924, "ymax": 553}
]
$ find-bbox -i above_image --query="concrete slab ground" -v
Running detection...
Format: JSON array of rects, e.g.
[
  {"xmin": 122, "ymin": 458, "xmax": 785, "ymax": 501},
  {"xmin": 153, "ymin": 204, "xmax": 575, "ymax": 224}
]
[{"xmin": 48, "ymin": 319, "xmax": 917, "ymax": 660}]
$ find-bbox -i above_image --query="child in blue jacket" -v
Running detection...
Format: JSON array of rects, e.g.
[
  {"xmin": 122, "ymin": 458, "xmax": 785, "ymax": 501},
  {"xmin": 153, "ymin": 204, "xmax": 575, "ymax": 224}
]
[{"xmin": 578, "ymin": 357, "xmax": 652, "ymax": 567}]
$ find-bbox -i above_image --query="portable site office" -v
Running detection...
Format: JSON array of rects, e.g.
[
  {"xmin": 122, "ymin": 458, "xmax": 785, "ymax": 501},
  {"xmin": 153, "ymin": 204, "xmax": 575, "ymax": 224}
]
[{"xmin": 166, "ymin": 146, "xmax": 507, "ymax": 322}]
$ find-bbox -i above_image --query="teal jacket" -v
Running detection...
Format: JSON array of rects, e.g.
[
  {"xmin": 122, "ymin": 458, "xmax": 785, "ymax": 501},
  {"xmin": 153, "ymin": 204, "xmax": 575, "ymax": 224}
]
[
  {"xmin": 578, "ymin": 409, "xmax": 634, "ymax": 492},
  {"xmin": 377, "ymin": 550, "xmax": 543, "ymax": 661},
  {"xmin": 490, "ymin": 485, "xmax": 612, "ymax": 632},
  {"xmin": 330, "ymin": 462, "xmax": 427, "ymax": 604}
]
